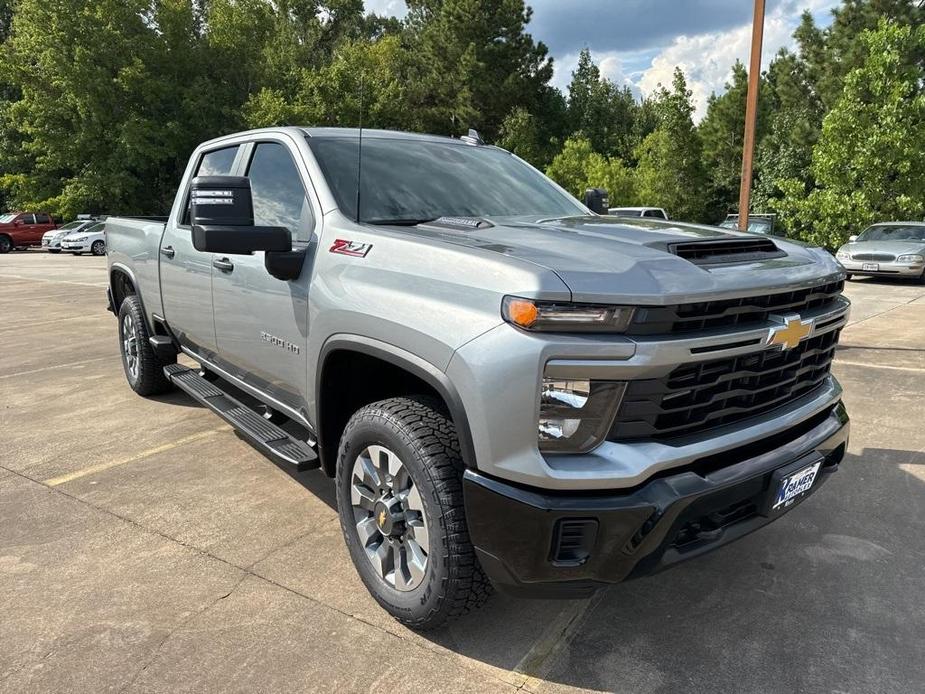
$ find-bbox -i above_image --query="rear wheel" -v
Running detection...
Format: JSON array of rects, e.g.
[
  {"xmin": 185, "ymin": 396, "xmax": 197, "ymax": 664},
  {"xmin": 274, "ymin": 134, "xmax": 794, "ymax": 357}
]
[
  {"xmin": 91, "ymin": 240, "xmax": 105, "ymax": 256},
  {"xmin": 0, "ymin": 235, "xmax": 11, "ymax": 254},
  {"xmin": 336, "ymin": 397, "xmax": 491, "ymax": 630},
  {"xmin": 117, "ymin": 295, "xmax": 174, "ymax": 396}
]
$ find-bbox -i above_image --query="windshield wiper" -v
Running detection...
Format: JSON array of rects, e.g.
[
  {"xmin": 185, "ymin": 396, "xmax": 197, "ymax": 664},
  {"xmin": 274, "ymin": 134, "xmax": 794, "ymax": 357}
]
[{"xmin": 362, "ymin": 217, "xmax": 437, "ymax": 226}]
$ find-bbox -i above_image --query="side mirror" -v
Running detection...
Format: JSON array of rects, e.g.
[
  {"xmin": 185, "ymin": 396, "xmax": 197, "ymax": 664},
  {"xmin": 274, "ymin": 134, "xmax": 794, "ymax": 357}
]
[
  {"xmin": 583, "ymin": 188, "xmax": 609, "ymax": 215},
  {"xmin": 848, "ymin": 235, "xmax": 858, "ymax": 242},
  {"xmin": 190, "ymin": 176, "xmax": 291, "ymax": 254}
]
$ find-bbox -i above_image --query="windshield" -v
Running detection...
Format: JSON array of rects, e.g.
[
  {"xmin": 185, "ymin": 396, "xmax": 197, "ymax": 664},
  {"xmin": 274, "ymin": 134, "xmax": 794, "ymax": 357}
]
[
  {"xmin": 719, "ymin": 219, "xmax": 771, "ymax": 233},
  {"xmin": 307, "ymin": 136, "xmax": 584, "ymax": 223},
  {"xmin": 857, "ymin": 224, "xmax": 925, "ymax": 242},
  {"xmin": 0, "ymin": 213, "xmax": 16, "ymax": 223},
  {"xmin": 86, "ymin": 223, "xmax": 105, "ymax": 233},
  {"xmin": 59, "ymin": 221, "xmax": 83, "ymax": 230}
]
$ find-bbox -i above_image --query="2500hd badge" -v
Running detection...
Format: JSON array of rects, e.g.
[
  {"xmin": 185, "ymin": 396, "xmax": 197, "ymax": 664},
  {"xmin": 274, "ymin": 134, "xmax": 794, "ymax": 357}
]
[{"xmin": 104, "ymin": 126, "xmax": 850, "ymax": 630}]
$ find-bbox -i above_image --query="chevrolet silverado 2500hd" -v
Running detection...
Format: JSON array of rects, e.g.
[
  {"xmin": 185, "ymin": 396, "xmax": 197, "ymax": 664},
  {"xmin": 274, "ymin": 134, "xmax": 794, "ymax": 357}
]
[{"xmin": 105, "ymin": 127, "xmax": 850, "ymax": 629}]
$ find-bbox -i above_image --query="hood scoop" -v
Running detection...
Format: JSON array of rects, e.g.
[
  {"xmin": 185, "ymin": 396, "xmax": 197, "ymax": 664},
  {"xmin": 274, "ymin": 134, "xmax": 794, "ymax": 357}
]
[
  {"xmin": 667, "ymin": 238, "xmax": 785, "ymax": 265},
  {"xmin": 425, "ymin": 216, "xmax": 494, "ymax": 231}
]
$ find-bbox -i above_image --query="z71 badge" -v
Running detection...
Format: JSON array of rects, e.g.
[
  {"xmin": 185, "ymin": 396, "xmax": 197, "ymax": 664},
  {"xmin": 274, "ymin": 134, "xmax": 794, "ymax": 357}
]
[{"xmin": 330, "ymin": 239, "xmax": 372, "ymax": 257}]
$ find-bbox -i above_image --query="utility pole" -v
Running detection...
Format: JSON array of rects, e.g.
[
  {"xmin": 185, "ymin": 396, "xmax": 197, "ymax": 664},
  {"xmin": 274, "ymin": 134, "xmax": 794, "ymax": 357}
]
[{"xmin": 738, "ymin": 0, "xmax": 766, "ymax": 231}]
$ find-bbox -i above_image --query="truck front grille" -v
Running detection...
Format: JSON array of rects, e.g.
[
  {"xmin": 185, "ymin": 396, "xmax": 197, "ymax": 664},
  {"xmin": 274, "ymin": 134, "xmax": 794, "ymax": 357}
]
[
  {"xmin": 625, "ymin": 280, "xmax": 844, "ymax": 336},
  {"xmin": 609, "ymin": 329, "xmax": 840, "ymax": 441}
]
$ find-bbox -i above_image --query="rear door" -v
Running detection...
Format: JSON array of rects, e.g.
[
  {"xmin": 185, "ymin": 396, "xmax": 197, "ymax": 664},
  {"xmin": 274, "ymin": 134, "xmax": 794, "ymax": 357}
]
[
  {"xmin": 160, "ymin": 144, "xmax": 242, "ymax": 356},
  {"xmin": 33, "ymin": 213, "xmax": 54, "ymax": 242},
  {"xmin": 211, "ymin": 138, "xmax": 318, "ymax": 415}
]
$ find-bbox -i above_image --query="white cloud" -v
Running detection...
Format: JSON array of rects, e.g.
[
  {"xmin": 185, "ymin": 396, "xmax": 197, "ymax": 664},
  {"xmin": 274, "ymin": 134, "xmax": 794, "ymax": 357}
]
[{"xmin": 637, "ymin": 1, "xmax": 840, "ymax": 121}]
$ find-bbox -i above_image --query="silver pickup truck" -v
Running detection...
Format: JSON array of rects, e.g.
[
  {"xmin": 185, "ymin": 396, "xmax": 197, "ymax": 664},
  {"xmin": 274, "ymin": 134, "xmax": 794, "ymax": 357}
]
[{"xmin": 106, "ymin": 127, "xmax": 850, "ymax": 629}]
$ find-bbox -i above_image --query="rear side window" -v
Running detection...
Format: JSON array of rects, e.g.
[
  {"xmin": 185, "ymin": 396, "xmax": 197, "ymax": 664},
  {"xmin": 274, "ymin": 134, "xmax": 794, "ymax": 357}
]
[
  {"xmin": 643, "ymin": 209, "xmax": 665, "ymax": 219},
  {"xmin": 246, "ymin": 142, "xmax": 313, "ymax": 242},
  {"xmin": 182, "ymin": 145, "xmax": 240, "ymax": 224},
  {"xmin": 35, "ymin": 213, "xmax": 51, "ymax": 224}
]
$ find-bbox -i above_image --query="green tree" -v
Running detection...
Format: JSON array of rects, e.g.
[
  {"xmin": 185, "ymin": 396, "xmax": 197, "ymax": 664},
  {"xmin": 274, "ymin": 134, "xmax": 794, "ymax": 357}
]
[
  {"xmin": 565, "ymin": 48, "xmax": 648, "ymax": 161},
  {"xmin": 635, "ymin": 69, "xmax": 707, "ymax": 222},
  {"xmin": 699, "ymin": 61, "xmax": 771, "ymax": 221},
  {"xmin": 545, "ymin": 134, "xmax": 637, "ymax": 205},
  {"xmin": 779, "ymin": 21, "xmax": 925, "ymax": 248}
]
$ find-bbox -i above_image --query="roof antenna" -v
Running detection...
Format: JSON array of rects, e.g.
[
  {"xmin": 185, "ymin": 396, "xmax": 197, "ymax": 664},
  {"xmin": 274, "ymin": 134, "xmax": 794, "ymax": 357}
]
[{"xmin": 355, "ymin": 75, "xmax": 364, "ymax": 224}]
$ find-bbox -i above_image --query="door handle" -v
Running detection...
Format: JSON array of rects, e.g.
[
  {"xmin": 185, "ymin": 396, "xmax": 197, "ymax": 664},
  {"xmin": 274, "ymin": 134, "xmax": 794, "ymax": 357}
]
[
  {"xmin": 213, "ymin": 257, "xmax": 234, "ymax": 272},
  {"xmin": 160, "ymin": 246, "xmax": 175, "ymax": 259}
]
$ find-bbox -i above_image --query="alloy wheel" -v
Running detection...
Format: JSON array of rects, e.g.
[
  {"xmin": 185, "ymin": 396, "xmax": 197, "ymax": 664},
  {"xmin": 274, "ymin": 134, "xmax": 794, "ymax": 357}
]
[
  {"xmin": 121, "ymin": 313, "xmax": 139, "ymax": 380},
  {"xmin": 350, "ymin": 445, "xmax": 430, "ymax": 591}
]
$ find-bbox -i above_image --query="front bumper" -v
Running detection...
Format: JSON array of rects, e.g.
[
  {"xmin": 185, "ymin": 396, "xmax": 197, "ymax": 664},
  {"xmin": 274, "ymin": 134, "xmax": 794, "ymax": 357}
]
[
  {"xmin": 842, "ymin": 260, "xmax": 923, "ymax": 277},
  {"xmin": 61, "ymin": 243, "xmax": 88, "ymax": 251},
  {"xmin": 464, "ymin": 401, "xmax": 848, "ymax": 598}
]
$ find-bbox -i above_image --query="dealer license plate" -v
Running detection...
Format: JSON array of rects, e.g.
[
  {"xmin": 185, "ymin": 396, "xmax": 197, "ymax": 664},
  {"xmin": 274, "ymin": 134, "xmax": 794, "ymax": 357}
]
[
  {"xmin": 862, "ymin": 263, "xmax": 879, "ymax": 271},
  {"xmin": 771, "ymin": 461, "xmax": 821, "ymax": 512}
]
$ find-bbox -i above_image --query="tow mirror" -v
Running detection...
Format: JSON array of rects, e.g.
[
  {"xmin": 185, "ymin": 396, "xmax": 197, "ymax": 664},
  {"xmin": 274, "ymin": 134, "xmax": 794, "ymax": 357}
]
[
  {"xmin": 190, "ymin": 176, "xmax": 291, "ymax": 255},
  {"xmin": 583, "ymin": 188, "xmax": 609, "ymax": 215},
  {"xmin": 848, "ymin": 235, "xmax": 858, "ymax": 242}
]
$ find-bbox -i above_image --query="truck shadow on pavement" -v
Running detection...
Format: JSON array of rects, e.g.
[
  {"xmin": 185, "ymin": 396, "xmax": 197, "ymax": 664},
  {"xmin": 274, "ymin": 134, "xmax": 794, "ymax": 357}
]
[{"xmin": 416, "ymin": 447, "xmax": 924, "ymax": 693}]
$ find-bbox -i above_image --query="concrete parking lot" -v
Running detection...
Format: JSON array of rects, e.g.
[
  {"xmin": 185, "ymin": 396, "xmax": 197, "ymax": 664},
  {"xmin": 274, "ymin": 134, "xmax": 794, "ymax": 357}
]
[{"xmin": 1, "ymin": 250, "xmax": 924, "ymax": 693}]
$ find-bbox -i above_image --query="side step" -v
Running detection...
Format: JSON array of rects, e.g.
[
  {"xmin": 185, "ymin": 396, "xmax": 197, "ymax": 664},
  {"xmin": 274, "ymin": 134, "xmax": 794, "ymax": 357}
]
[{"xmin": 164, "ymin": 364, "xmax": 319, "ymax": 471}]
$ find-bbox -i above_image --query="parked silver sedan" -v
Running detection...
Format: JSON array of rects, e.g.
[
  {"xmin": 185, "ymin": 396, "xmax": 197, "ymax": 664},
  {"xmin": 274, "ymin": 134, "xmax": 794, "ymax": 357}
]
[{"xmin": 836, "ymin": 222, "xmax": 925, "ymax": 282}]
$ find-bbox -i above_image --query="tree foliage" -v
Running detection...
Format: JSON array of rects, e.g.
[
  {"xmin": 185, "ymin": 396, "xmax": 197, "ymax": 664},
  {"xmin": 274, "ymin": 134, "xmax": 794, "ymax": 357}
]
[{"xmin": 0, "ymin": 0, "xmax": 921, "ymax": 232}]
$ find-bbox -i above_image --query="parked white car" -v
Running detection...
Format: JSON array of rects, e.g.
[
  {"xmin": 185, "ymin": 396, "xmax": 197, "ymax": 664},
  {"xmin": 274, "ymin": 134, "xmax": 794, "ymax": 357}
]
[
  {"xmin": 609, "ymin": 206, "xmax": 669, "ymax": 220},
  {"xmin": 42, "ymin": 219, "xmax": 98, "ymax": 253},
  {"xmin": 60, "ymin": 222, "xmax": 106, "ymax": 255}
]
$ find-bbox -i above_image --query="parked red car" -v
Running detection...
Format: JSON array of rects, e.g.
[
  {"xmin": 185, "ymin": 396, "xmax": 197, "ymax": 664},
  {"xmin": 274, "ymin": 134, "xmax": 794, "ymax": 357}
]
[{"xmin": 0, "ymin": 212, "xmax": 58, "ymax": 253}]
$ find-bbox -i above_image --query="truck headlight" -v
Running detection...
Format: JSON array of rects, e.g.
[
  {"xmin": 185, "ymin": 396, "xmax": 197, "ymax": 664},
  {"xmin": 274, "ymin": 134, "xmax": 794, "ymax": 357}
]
[
  {"xmin": 836, "ymin": 251, "xmax": 851, "ymax": 261},
  {"xmin": 503, "ymin": 296, "xmax": 634, "ymax": 332},
  {"xmin": 538, "ymin": 379, "xmax": 625, "ymax": 453},
  {"xmin": 897, "ymin": 254, "xmax": 924, "ymax": 264}
]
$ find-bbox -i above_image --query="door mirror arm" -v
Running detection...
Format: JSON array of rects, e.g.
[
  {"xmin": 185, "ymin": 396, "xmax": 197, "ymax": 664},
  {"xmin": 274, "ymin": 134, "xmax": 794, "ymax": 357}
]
[{"xmin": 265, "ymin": 247, "xmax": 306, "ymax": 281}]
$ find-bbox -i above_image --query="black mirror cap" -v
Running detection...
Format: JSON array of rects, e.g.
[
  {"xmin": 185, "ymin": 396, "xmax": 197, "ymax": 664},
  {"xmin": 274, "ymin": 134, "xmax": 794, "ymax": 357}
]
[
  {"xmin": 584, "ymin": 188, "xmax": 609, "ymax": 215},
  {"xmin": 191, "ymin": 176, "xmax": 254, "ymax": 227},
  {"xmin": 191, "ymin": 225, "xmax": 292, "ymax": 254}
]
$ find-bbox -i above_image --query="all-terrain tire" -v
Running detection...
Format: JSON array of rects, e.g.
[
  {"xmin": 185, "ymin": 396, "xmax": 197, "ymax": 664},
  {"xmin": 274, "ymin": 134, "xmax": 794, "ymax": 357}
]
[
  {"xmin": 336, "ymin": 396, "xmax": 492, "ymax": 630},
  {"xmin": 117, "ymin": 295, "xmax": 175, "ymax": 396}
]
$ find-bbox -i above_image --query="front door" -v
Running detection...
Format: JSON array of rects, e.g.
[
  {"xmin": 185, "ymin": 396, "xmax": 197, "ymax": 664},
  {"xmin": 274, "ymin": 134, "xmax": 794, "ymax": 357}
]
[
  {"xmin": 211, "ymin": 139, "xmax": 316, "ymax": 417},
  {"xmin": 159, "ymin": 144, "xmax": 241, "ymax": 356}
]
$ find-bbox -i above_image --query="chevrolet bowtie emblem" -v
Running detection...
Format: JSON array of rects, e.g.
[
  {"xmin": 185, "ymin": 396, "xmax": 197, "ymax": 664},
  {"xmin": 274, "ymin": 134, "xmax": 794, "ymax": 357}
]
[{"xmin": 767, "ymin": 314, "xmax": 815, "ymax": 350}]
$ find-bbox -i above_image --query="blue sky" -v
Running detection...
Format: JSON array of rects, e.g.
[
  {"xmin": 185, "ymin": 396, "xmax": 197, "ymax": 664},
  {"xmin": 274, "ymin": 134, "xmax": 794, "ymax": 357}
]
[{"xmin": 364, "ymin": 0, "xmax": 840, "ymax": 120}]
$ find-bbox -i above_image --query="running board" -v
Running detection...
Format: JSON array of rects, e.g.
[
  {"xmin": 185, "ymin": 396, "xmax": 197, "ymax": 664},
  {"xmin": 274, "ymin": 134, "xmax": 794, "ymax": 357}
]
[{"xmin": 164, "ymin": 364, "xmax": 319, "ymax": 471}]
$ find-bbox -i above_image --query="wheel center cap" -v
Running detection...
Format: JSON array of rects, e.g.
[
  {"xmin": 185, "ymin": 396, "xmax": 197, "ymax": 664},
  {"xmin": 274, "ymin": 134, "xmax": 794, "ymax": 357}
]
[{"xmin": 374, "ymin": 498, "xmax": 404, "ymax": 537}]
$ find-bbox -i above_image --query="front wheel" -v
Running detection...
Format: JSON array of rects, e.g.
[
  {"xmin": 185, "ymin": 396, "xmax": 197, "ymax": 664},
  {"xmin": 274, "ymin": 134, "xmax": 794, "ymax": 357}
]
[
  {"xmin": 0, "ymin": 235, "xmax": 11, "ymax": 254},
  {"xmin": 117, "ymin": 295, "xmax": 175, "ymax": 395},
  {"xmin": 91, "ymin": 240, "xmax": 105, "ymax": 256},
  {"xmin": 336, "ymin": 397, "xmax": 491, "ymax": 630}
]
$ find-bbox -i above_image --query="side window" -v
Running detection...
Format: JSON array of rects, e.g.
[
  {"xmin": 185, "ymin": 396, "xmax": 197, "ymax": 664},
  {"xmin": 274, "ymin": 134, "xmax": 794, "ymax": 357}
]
[
  {"xmin": 35, "ymin": 213, "xmax": 50, "ymax": 224},
  {"xmin": 181, "ymin": 145, "xmax": 240, "ymax": 225},
  {"xmin": 246, "ymin": 142, "xmax": 313, "ymax": 242},
  {"xmin": 643, "ymin": 209, "xmax": 663, "ymax": 219},
  {"xmin": 19, "ymin": 214, "xmax": 35, "ymax": 224}
]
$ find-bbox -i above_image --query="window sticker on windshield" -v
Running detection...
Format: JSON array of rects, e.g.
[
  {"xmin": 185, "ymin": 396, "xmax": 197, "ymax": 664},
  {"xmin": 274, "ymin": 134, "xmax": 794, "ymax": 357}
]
[{"xmin": 330, "ymin": 239, "xmax": 372, "ymax": 258}]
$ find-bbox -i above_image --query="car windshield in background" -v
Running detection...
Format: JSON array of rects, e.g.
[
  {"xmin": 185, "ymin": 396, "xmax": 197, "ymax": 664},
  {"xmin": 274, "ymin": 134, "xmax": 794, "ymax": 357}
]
[
  {"xmin": 86, "ymin": 223, "xmax": 105, "ymax": 233},
  {"xmin": 0, "ymin": 213, "xmax": 16, "ymax": 223},
  {"xmin": 720, "ymin": 219, "xmax": 772, "ymax": 233},
  {"xmin": 857, "ymin": 225, "xmax": 925, "ymax": 242},
  {"xmin": 307, "ymin": 136, "xmax": 584, "ymax": 223},
  {"xmin": 59, "ymin": 221, "xmax": 83, "ymax": 229}
]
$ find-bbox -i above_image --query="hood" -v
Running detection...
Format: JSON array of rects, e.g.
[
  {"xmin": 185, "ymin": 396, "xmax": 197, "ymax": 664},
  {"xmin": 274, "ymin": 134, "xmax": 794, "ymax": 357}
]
[
  {"xmin": 399, "ymin": 215, "xmax": 843, "ymax": 304},
  {"xmin": 842, "ymin": 240, "xmax": 925, "ymax": 256}
]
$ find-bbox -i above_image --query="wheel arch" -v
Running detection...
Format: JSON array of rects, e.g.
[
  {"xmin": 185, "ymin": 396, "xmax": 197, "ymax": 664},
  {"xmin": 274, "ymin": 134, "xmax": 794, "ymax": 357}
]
[{"xmin": 316, "ymin": 336, "xmax": 477, "ymax": 477}]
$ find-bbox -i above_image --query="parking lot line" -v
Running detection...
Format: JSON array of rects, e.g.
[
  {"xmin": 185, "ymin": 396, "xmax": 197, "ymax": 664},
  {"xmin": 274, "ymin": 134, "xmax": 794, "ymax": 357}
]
[
  {"xmin": 43, "ymin": 426, "xmax": 231, "ymax": 486},
  {"xmin": 0, "ymin": 355, "xmax": 112, "ymax": 380}
]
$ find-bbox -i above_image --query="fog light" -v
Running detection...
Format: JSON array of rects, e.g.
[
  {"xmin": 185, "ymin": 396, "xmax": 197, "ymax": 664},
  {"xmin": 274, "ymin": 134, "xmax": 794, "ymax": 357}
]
[{"xmin": 538, "ymin": 379, "xmax": 626, "ymax": 453}]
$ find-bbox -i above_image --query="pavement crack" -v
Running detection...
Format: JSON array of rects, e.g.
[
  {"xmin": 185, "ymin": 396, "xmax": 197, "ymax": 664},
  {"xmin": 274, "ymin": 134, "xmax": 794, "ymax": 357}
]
[{"xmin": 118, "ymin": 573, "xmax": 249, "ymax": 693}]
